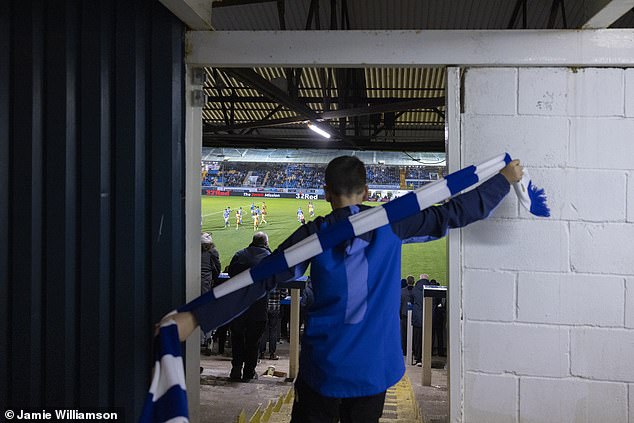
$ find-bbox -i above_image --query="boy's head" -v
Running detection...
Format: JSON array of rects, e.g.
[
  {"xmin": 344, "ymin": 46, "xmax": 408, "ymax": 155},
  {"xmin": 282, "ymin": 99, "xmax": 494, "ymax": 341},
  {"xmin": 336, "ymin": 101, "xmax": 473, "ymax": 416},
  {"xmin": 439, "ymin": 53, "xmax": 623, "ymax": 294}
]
[{"xmin": 324, "ymin": 156, "xmax": 367, "ymax": 196}]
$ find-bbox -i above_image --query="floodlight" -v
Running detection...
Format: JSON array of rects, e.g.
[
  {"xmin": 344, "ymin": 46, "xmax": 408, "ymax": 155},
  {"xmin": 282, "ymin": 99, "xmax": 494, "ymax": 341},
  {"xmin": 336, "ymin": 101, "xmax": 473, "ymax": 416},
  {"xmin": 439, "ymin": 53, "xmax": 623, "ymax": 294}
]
[{"xmin": 308, "ymin": 123, "xmax": 331, "ymax": 139}]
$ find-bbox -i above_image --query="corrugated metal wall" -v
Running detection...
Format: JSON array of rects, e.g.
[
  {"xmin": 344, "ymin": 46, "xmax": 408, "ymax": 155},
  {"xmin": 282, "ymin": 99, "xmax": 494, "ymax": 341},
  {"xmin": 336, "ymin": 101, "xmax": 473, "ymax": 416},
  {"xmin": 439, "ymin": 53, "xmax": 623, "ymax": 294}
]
[{"xmin": 0, "ymin": 0, "xmax": 186, "ymax": 419}]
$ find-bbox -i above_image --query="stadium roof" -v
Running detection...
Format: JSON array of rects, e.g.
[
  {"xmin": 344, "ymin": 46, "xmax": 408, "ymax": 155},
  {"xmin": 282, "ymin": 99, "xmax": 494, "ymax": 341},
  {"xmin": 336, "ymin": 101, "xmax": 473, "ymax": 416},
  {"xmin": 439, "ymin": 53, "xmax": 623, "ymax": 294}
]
[{"xmin": 195, "ymin": 0, "xmax": 634, "ymax": 152}]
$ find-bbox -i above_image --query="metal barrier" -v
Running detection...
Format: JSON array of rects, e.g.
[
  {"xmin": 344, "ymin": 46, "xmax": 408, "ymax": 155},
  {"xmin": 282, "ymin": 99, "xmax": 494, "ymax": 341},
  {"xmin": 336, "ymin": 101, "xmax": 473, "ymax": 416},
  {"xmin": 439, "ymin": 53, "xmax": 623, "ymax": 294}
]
[{"xmin": 405, "ymin": 285, "xmax": 447, "ymax": 386}]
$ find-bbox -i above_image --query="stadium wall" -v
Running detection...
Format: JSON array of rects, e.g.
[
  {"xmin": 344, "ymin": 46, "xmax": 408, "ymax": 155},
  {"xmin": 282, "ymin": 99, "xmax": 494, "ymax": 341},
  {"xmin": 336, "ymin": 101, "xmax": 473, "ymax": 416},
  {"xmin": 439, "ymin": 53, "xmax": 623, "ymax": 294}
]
[
  {"xmin": 0, "ymin": 1, "xmax": 185, "ymax": 421},
  {"xmin": 459, "ymin": 67, "xmax": 634, "ymax": 422}
]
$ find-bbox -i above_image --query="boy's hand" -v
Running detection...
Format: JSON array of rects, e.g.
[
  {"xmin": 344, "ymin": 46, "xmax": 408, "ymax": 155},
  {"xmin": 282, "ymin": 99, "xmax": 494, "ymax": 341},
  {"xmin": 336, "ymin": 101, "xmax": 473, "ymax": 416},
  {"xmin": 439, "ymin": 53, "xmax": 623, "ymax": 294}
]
[
  {"xmin": 155, "ymin": 312, "xmax": 198, "ymax": 342},
  {"xmin": 500, "ymin": 159, "xmax": 524, "ymax": 184}
]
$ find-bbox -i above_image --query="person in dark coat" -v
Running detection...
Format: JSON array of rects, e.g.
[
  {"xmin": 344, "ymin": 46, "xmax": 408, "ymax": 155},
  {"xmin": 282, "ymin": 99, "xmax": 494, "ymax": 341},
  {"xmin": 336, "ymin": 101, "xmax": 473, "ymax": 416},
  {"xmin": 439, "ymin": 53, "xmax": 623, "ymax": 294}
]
[
  {"xmin": 411, "ymin": 274, "xmax": 429, "ymax": 365},
  {"xmin": 201, "ymin": 233, "xmax": 221, "ymax": 352},
  {"xmin": 201, "ymin": 232, "xmax": 221, "ymax": 294},
  {"xmin": 259, "ymin": 286, "xmax": 286, "ymax": 360},
  {"xmin": 399, "ymin": 277, "xmax": 415, "ymax": 356},
  {"xmin": 430, "ymin": 279, "xmax": 446, "ymax": 356},
  {"xmin": 228, "ymin": 232, "xmax": 271, "ymax": 381}
]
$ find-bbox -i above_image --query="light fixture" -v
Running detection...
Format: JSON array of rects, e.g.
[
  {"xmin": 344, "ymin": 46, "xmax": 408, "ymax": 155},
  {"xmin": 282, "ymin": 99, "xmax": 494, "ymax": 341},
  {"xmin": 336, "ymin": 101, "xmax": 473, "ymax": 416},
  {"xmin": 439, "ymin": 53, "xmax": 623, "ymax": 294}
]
[{"xmin": 308, "ymin": 123, "xmax": 331, "ymax": 139}]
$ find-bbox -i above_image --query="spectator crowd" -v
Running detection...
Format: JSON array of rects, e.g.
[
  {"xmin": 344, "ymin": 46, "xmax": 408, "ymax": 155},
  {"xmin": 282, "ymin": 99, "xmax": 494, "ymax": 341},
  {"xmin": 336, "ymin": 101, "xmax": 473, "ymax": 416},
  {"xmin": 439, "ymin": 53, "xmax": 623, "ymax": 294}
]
[{"xmin": 202, "ymin": 161, "xmax": 443, "ymax": 189}]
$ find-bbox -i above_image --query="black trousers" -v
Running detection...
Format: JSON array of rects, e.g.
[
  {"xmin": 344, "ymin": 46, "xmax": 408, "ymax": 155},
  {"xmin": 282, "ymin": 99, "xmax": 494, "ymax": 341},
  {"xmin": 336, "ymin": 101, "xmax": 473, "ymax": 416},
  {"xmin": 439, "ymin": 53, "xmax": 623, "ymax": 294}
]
[
  {"xmin": 290, "ymin": 377, "xmax": 386, "ymax": 423},
  {"xmin": 432, "ymin": 312, "xmax": 446, "ymax": 355},
  {"xmin": 399, "ymin": 316, "xmax": 407, "ymax": 356},
  {"xmin": 230, "ymin": 318, "xmax": 266, "ymax": 379},
  {"xmin": 412, "ymin": 326, "xmax": 422, "ymax": 362},
  {"xmin": 212, "ymin": 324, "xmax": 230, "ymax": 354},
  {"xmin": 280, "ymin": 304, "xmax": 290, "ymax": 339},
  {"xmin": 260, "ymin": 310, "xmax": 281, "ymax": 355}
]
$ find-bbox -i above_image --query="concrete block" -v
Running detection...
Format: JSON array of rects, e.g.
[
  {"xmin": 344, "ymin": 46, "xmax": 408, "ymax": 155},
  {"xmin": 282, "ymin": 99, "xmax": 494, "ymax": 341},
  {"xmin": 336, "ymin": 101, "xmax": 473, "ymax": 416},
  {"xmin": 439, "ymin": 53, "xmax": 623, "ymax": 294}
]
[
  {"xmin": 518, "ymin": 168, "xmax": 626, "ymax": 222},
  {"xmin": 625, "ymin": 277, "xmax": 634, "ymax": 329},
  {"xmin": 571, "ymin": 328, "xmax": 634, "ymax": 382},
  {"xmin": 520, "ymin": 377, "xmax": 627, "ymax": 423},
  {"xmin": 570, "ymin": 223, "xmax": 634, "ymax": 275},
  {"xmin": 625, "ymin": 69, "xmax": 634, "ymax": 118},
  {"xmin": 518, "ymin": 68, "xmax": 568, "ymax": 115},
  {"xmin": 566, "ymin": 68, "xmax": 624, "ymax": 117},
  {"xmin": 627, "ymin": 172, "xmax": 634, "ymax": 222},
  {"xmin": 464, "ymin": 68, "xmax": 517, "ymax": 116},
  {"xmin": 463, "ymin": 219, "xmax": 568, "ymax": 272},
  {"xmin": 464, "ymin": 270, "xmax": 515, "ymax": 322},
  {"xmin": 464, "ymin": 372, "xmax": 517, "ymax": 423},
  {"xmin": 464, "ymin": 322, "xmax": 568, "ymax": 376},
  {"xmin": 462, "ymin": 115, "xmax": 568, "ymax": 168},
  {"xmin": 517, "ymin": 273, "xmax": 624, "ymax": 326},
  {"xmin": 570, "ymin": 118, "xmax": 634, "ymax": 170},
  {"xmin": 519, "ymin": 68, "xmax": 624, "ymax": 117},
  {"xmin": 630, "ymin": 384, "xmax": 634, "ymax": 423}
]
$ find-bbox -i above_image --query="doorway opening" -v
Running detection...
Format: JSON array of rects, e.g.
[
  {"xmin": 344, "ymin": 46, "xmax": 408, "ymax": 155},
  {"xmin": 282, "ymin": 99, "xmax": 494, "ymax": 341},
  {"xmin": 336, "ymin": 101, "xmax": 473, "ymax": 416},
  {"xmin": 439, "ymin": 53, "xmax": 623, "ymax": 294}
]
[{"xmin": 188, "ymin": 64, "xmax": 456, "ymax": 422}]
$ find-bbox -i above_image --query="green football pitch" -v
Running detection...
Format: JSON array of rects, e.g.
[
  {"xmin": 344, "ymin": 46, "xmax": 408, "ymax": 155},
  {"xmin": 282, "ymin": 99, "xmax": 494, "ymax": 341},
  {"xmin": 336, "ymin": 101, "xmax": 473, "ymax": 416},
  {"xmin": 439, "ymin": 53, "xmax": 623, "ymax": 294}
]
[{"xmin": 202, "ymin": 196, "xmax": 448, "ymax": 284}]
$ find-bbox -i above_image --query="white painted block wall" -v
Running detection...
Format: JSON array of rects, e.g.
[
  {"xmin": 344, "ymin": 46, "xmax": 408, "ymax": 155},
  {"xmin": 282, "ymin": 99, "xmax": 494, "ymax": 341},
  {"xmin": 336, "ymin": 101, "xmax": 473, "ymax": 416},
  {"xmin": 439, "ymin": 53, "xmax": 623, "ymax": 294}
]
[{"xmin": 460, "ymin": 67, "xmax": 634, "ymax": 423}]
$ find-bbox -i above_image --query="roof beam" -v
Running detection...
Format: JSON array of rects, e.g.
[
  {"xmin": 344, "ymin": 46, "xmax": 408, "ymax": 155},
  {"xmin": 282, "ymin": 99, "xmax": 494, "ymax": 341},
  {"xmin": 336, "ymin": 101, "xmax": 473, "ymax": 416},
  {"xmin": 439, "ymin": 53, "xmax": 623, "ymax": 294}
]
[
  {"xmin": 321, "ymin": 98, "xmax": 444, "ymax": 120},
  {"xmin": 158, "ymin": 0, "xmax": 213, "ymax": 30},
  {"xmin": 203, "ymin": 95, "xmax": 440, "ymax": 104},
  {"xmin": 223, "ymin": 68, "xmax": 348, "ymax": 141},
  {"xmin": 204, "ymin": 97, "xmax": 445, "ymax": 131},
  {"xmin": 581, "ymin": 0, "xmax": 634, "ymax": 28},
  {"xmin": 186, "ymin": 30, "xmax": 634, "ymax": 67}
]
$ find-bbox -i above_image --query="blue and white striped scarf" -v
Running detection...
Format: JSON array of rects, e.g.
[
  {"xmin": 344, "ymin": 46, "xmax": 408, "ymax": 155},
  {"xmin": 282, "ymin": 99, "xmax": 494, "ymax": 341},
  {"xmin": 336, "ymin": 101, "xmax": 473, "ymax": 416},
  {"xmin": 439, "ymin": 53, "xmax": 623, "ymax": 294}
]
[{"xmin": 139, "ymin": 153, "xmax": 549, "ymax": 423}]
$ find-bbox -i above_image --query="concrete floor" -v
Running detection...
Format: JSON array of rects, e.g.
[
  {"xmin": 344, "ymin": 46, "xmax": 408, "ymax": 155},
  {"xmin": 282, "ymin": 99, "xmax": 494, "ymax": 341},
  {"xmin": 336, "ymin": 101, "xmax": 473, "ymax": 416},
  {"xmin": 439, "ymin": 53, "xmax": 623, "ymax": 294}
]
[{"xmin": 199, "ymin": 341, "xmax": 448, "ymax": 422}]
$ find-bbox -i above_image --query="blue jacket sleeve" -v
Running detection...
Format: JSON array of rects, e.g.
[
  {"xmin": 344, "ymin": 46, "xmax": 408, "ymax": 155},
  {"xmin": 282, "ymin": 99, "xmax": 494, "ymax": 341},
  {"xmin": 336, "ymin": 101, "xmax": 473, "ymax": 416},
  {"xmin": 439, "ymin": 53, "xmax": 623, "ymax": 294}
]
[{"xmin": 391, "ymin": 173, "xmax": 510, "ymax": 241}]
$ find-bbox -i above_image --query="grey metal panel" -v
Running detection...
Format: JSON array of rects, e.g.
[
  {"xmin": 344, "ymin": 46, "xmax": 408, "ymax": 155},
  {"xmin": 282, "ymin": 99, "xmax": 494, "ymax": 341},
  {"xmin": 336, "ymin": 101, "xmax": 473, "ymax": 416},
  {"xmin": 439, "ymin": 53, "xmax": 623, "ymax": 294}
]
[
  {"xmin": 0, "ymin": 0, "xmax": 10, "ymax": 406},
  {"xmin": 10, "ymin": 0, "xmax": 45, "ymax": 406},
  {"xmin": 112, "ymin": 0, "xmax": 151, "ymax": 418},
  {"xmin": 43, "ymin": 0, "xmax": 79, "ymax": 405},
  {"xmin": 0, "ymin": 0, "xmax": 186, "ymax": 418},
  {"xmin": 77, "ymin": 0, "xmax": 114, "ymax": 406}
]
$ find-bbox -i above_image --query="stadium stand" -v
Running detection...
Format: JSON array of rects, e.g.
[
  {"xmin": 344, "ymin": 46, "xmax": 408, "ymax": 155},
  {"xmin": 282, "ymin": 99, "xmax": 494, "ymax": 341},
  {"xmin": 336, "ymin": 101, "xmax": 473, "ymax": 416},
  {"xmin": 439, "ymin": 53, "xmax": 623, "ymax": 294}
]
[{"xmin": 201, "ymin": 149, "xmax": 446, "ymax": 190}]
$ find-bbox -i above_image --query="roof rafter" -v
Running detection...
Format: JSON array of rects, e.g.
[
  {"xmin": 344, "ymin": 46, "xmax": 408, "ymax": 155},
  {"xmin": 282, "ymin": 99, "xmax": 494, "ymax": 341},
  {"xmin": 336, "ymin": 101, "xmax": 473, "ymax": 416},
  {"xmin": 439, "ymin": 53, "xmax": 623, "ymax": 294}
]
[
  {"xmin": 204, "ymin": 97, "xmax": 445, "ymax": 131},
  {"xmin": 223, "ymin": 68, "xmax": 351, "ymax": 143},
  {"xmin": 581, "ymin": 0, "xmax": 634, "ymax": 28}
]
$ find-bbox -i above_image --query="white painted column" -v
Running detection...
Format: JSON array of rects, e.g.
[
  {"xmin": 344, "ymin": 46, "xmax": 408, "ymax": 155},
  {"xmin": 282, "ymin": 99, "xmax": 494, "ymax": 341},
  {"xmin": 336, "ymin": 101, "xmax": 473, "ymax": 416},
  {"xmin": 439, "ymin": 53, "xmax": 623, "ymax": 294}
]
[
  {"xmin": 185, "ymin": 65, "xmax": 203, "ymax": 423},
  {"xmin": 446, "ymin": 66, "xmax": 463, "ymax": 423}
]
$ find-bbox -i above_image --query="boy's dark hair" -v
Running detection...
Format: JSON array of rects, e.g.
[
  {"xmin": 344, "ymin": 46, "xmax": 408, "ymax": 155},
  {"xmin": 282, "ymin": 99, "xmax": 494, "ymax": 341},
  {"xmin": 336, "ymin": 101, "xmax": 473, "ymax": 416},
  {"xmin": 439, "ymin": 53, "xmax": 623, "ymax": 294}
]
[{"xmin": 325, "ymin": 156, "xmax": 367, "ymax": 196}]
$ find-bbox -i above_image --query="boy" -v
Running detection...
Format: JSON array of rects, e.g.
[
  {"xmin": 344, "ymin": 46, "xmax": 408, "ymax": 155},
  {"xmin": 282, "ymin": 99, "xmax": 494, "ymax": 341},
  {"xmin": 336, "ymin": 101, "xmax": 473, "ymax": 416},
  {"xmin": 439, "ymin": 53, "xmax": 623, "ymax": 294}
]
[{"xmin": 163, "ymin": 156, "xmax": 523, "ymax": 423}]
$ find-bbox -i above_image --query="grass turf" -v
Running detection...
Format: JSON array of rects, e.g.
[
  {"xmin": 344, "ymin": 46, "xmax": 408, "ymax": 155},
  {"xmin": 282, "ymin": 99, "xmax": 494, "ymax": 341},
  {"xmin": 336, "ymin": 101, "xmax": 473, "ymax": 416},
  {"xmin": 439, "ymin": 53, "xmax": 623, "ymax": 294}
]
[{"xmin": 202, "ymin": 196, "xmax": 448, "ymax": 284}]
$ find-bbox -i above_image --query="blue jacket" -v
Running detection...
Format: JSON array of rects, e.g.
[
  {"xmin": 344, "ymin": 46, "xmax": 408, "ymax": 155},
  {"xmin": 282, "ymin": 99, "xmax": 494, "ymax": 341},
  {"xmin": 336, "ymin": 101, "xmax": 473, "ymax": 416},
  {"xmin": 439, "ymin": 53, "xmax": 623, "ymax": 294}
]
[{"xmin": 193, "ymin": 174, "xmax": 510, "ymax": 397}]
